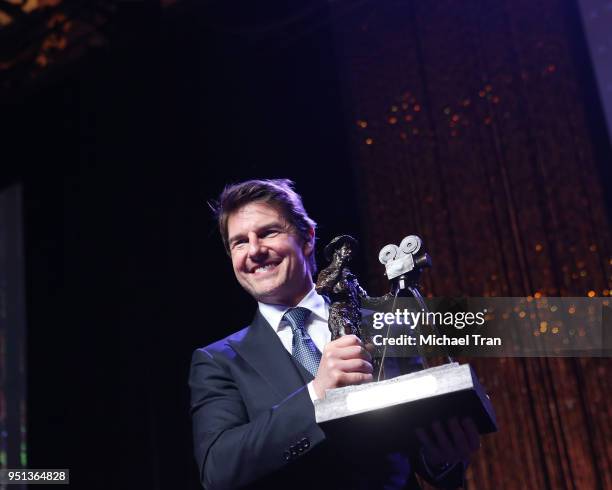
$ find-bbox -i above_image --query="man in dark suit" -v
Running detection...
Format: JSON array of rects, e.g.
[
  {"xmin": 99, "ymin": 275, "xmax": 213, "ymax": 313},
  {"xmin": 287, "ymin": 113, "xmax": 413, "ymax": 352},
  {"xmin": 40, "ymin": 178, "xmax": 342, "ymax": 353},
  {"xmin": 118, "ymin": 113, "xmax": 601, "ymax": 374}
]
[{"xmin": 189, "ymin": 179, "xmax": 480, "ymax": 489}]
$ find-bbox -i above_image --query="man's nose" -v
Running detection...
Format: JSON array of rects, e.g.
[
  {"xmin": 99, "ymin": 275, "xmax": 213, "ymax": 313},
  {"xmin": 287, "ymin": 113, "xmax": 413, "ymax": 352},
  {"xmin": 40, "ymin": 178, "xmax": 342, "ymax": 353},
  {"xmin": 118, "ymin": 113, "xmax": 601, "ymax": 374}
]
[{"xmin": 247, "ymin": 232, "xmax": 267, "ymax": 258}]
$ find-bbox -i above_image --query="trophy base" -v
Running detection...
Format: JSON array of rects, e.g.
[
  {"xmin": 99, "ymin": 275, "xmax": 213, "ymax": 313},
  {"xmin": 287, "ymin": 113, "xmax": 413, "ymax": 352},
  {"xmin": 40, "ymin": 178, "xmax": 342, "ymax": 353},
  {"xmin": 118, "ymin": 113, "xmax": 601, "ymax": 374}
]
[{"xmin": 314, "ymin": 363, "xmax": 497, "ymax": 448}]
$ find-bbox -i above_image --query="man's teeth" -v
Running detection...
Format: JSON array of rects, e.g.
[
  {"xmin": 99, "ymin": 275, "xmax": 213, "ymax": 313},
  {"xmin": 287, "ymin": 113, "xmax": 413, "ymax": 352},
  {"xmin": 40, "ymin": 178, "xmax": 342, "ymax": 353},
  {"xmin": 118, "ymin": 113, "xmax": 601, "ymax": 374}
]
[{"xmin": 255, "ymin": 264, "xmax": 277, "ymax": 273}]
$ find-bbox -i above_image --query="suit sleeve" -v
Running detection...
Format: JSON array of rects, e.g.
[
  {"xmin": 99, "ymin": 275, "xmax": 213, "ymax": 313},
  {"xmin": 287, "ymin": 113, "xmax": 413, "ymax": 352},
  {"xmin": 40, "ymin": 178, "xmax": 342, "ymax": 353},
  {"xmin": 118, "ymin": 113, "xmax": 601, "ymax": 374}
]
[
  {"xmin": 189, "ymin": 347, "xmax": 326, "ymax": 489},
  {"xmin": 412, "ymin": 451, "xmax": 466, "ymax": 489}
]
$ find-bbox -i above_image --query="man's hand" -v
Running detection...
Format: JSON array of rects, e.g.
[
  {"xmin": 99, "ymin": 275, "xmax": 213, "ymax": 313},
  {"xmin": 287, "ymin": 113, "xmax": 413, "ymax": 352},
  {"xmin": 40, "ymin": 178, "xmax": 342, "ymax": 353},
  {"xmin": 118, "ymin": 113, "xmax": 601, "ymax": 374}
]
[
  {"xmin": 313, "ymin": 335, "xmax": 373, "ymax": 399},
  {"xmin": 416, "ymin": 417, "xmax": 481, "ymax": 470}
]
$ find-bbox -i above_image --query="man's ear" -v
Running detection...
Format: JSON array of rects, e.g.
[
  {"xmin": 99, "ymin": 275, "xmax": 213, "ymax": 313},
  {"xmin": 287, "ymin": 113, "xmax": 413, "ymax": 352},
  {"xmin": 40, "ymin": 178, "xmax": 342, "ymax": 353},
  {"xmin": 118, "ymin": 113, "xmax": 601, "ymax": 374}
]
[{"xmin": 303, "ymin": 227, "xmax": 315, "ymax": 256}]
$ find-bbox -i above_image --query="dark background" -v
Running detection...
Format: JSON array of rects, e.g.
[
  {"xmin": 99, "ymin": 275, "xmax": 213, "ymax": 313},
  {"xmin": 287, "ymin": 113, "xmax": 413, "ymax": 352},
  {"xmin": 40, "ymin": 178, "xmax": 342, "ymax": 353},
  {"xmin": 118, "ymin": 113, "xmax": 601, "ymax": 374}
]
[
  {"xmin": 2, "ymin": 2, "xmax": 365, "ymax": 488},
  {"xmin": 1, "ymin": 0, "xmax": 611, "ymax": 489}
]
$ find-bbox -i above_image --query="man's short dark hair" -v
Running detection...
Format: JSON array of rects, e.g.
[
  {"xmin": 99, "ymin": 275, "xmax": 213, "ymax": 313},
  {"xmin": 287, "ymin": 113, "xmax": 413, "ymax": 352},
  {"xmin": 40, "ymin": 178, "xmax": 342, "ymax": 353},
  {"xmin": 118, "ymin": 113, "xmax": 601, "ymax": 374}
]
[{"xmin": 212, "ymin": 179, "xmax": 317, "ymax": 274}]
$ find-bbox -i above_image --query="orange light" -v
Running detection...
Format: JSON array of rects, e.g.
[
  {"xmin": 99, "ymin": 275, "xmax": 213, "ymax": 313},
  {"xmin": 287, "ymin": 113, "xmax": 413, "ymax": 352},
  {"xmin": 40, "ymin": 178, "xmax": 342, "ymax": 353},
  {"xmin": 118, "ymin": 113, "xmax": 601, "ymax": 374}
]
[{"xmin": 0, "ymin": 11, "xmax": 13, "ymax": 27}]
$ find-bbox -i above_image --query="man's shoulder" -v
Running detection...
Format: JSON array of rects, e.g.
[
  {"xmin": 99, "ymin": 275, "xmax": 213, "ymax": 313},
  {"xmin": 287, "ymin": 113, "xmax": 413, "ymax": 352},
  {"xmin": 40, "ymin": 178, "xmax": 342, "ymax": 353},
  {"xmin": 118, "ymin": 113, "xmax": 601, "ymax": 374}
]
[{"xmin": 192, "ymin": 324, "xmax": 252, "ymax": 361}]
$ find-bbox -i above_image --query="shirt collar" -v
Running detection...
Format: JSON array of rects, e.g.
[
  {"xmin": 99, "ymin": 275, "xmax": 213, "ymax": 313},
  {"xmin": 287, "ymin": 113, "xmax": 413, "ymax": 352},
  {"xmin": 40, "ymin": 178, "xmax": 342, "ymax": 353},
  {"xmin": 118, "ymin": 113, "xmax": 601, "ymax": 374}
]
[{"xmin": 257, "ymin": 286, "xmax": 329, "ymax": 332}]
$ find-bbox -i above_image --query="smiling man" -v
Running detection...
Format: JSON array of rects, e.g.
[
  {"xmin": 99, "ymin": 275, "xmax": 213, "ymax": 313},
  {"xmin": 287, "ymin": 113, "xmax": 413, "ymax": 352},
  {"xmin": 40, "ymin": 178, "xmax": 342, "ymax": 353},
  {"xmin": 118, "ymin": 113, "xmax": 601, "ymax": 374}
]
[{"xmin": 189, "ymin": 179, "xmax": 478, "ymax": 489}]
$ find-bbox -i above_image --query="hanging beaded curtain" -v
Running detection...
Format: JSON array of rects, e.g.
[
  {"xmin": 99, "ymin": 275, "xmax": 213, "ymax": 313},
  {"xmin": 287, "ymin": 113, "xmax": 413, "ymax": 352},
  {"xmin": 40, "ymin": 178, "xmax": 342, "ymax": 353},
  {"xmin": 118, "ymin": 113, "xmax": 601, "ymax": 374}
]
[{"xmin": 329, "ymin": 1, "xmax": 611, "ymax": 488}]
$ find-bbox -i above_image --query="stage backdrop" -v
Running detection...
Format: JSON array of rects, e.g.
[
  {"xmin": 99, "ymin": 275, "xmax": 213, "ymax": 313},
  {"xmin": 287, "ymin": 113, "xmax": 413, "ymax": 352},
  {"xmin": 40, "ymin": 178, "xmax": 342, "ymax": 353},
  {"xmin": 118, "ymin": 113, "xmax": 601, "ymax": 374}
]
[{"xmin": 329, "ymin": 1, "xmax": 612, "ymax": 489}]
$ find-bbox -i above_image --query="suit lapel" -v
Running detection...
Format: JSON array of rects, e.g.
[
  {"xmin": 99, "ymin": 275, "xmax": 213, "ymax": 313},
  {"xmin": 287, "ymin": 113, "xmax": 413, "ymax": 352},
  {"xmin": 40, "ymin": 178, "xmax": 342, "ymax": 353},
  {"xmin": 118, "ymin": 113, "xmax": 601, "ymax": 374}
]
[{"xmin": 229, "ymin": 310, "xmax": 313, "ymax": 398}]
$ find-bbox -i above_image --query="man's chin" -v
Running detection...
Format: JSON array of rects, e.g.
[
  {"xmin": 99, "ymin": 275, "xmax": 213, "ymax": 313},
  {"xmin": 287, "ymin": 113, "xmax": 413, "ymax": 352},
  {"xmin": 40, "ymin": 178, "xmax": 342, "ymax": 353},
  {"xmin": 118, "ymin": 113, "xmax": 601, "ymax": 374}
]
[
  {"xmin": 248, "ymin": 284, "xmax": 283, "ymax": 304},
  {"xmin": 254, "ymin": 291, "xmax": 283, "ymax": 304}
]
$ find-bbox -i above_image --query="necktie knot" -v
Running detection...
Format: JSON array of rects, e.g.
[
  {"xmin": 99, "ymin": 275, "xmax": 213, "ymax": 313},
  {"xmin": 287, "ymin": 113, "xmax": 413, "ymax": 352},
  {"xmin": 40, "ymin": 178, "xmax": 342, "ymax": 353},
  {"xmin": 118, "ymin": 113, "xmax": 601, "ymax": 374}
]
[{"xmin": 283, "ymin": 307, "xmax": 311, "ymax": 333}]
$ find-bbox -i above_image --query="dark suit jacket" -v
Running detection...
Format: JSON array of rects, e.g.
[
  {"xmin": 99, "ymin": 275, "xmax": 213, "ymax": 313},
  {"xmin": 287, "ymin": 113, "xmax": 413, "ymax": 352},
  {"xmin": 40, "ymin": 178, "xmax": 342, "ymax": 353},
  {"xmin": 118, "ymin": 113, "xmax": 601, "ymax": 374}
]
[{"xmin": 189, "ymin": 310, "xmax": 464, "ymax": 489}]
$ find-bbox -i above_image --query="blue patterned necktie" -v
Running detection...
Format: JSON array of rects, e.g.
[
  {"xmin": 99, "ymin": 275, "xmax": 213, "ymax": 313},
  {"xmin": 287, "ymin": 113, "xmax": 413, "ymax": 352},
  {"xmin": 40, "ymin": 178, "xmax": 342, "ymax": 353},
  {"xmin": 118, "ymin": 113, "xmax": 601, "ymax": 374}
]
[{"xmin": 283, "ymin": 307, "xmax": 321, "ymax": 376}]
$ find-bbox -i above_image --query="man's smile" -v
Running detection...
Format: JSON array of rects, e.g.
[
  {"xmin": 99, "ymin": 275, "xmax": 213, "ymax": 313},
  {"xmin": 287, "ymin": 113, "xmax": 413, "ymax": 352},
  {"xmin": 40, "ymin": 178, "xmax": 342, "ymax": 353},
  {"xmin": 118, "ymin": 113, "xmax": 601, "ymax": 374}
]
[{"xmin": 250, "ymin": 260, "xmax": 281, "ymax": 275}]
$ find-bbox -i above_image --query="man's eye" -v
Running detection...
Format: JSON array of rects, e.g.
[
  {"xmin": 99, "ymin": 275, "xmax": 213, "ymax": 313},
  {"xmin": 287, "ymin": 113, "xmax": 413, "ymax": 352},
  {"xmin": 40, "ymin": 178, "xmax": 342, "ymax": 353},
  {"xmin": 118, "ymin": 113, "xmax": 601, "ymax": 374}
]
[
  {"xmin": 232, "ymin": 240, "xmax": 247, "ymax": 249},
  {"xmin": 262, "ymin": 230, "xmax": 279, "ymax": 238}
]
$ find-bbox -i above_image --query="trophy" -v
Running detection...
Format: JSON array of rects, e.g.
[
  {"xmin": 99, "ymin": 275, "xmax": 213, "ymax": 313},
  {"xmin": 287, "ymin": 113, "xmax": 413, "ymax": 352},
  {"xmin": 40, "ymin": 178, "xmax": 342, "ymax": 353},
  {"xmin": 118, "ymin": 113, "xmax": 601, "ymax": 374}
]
[
  {"xmin": 314, "ymin": 235, "xmax": 497, "ymax": 448},
  {"xmin": 314, "ymin": 235, "xmax": 393, "ymax": 375}
]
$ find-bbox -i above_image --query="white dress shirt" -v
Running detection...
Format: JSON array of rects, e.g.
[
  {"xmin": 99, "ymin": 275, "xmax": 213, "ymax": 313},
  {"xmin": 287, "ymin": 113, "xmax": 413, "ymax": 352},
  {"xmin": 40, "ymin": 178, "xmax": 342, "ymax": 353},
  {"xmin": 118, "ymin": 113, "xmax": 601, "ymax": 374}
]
[{"xmin": 257, "ymin": 286, "xmax": 330, "ymax": 402}]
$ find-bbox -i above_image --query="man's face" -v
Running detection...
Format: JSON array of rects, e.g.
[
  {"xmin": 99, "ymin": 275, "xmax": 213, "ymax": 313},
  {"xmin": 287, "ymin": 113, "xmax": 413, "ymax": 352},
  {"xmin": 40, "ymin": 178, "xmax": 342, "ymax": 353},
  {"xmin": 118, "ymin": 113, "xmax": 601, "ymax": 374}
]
[{"xmin": 227, "ymin": 201, "xmax": 314, "ymax": 306}]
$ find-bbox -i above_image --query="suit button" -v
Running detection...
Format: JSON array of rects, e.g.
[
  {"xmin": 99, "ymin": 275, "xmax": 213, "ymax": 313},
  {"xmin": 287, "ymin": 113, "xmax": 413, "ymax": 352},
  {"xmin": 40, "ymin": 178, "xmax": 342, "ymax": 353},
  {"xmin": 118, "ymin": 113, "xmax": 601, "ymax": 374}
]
[
  {"xmin": 283, "ymin": 450, "xmax": 291, "ymax": 461},
  {"xmin": 300, "ymin": 437, "xmax": 310, "ymax": 449},
  {"xmin": 290, "ymin": 448, "xmax": 299, "ymax": 459}
]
